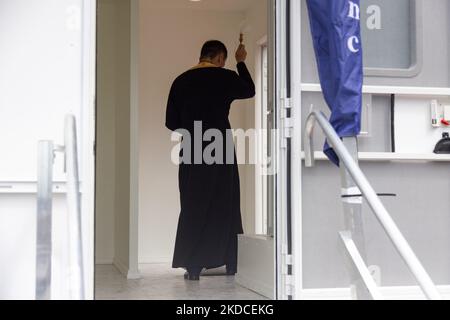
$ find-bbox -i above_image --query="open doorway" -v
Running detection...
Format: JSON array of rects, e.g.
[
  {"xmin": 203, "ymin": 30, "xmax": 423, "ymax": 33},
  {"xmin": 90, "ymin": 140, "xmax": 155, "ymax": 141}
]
[{"xmin": 94, "ymin": 0, "xmax": 275, "ymax": 300}]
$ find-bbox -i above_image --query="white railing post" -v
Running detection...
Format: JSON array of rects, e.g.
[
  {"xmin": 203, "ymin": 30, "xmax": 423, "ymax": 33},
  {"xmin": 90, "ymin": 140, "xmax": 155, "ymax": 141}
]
[
  {"xmin": 35, "ymin": 115, "xmax": 85, "ymax": 300},
  {"xmin": 36, "ymin": 141, "xmax": 54, "ymax": 300},
  {"xmin": 340, "ymin": 137, "xmax": 370, "ymax": 300},
  {"xmin": 65, "ymin": 115, "xmax": 85, "ymax": 300}
]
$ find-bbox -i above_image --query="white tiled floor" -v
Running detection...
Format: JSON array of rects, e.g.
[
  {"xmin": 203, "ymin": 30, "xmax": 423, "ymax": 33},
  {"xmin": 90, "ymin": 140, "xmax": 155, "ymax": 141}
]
[{"xmin": 95, "ymin": 264, "xmax": 268, "ymax": 300}]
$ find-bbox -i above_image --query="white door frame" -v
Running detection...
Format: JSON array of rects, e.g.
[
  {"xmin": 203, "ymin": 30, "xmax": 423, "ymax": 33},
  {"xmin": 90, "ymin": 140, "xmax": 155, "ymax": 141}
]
[
  {"xmin": 289, "ymin": 0, "xmax": 303, "ymax": 300},
  {"xmin": 81, "ymin": 0, "xmax": 98, "ymax": 299},
  {"xmin": 128, "ymin": 0, "xmax": 141, "ymax": 279},
  {"xmin": 274, "ymin": 0, "xmax": 290, "ymax": 300},
  {"xmin": 255, "ymin": 35, "xmax": 268, "ymax": 236},
  {"xmin": 273, "ymin": 0, "xmax": 303, "ymax": 300}
]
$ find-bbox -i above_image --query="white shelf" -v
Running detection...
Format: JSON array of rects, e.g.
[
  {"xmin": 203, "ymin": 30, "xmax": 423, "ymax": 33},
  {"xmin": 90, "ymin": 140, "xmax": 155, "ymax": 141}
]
[
  {"xmin": 302, "ymin": 152, "xmax": 450, "ymax": 162},
  {"xmin": 301, "ymin": 83, "xmax": 450, "ymax": 97}
]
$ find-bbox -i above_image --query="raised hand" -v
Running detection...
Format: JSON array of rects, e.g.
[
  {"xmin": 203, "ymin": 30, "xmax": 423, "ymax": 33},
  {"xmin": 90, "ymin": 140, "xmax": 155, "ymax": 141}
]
[{"xmin": 235, "ymin": 44, "xmax": 247, "ymax": 63}]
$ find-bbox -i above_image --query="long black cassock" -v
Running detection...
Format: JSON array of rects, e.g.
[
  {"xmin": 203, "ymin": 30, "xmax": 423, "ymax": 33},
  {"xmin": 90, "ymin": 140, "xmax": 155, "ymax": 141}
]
[{"xmin": 166, "ymin": 62, "xmax": 255, "ymax": 270}]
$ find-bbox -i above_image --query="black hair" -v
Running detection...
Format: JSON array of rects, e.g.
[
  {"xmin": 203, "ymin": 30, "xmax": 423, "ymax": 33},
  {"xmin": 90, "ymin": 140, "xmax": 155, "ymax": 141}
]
[{"xmin": 200, "ymin": 40, "xmax": 228, "ymax": 61}]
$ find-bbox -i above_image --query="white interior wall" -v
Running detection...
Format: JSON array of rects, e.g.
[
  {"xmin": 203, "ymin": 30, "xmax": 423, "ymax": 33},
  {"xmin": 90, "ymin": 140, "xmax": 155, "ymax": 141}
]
[
  {"xmin": 138, "ymin": 1, "xmax": 265, "ymax": 263},
  {"xmin": 95, "ymin": 0, "xmax": 132, "ymax": 272},
  {"xmin": 96, "ymin": 0, "xmax": 117, "ymax": 265},
  {"xmin": 112, "ymin": 0, "xmax": 132, "ymax": 273},
  {"xmin": 240, "ymin": 0, "xmax": 268, "ymax": 235}
]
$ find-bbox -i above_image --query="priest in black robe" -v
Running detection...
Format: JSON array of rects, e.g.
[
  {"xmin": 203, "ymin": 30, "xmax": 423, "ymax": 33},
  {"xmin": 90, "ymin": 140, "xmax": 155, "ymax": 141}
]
[{"xmin": 165, "ymin": 40, "xmax": 255, "ymax": 280}]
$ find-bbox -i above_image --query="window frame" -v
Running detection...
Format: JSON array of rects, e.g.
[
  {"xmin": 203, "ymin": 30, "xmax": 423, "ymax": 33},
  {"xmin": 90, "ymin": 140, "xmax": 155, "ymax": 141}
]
[{"xmin": 363, "ymin": 0, "xmax": 423, "ymax": 78}]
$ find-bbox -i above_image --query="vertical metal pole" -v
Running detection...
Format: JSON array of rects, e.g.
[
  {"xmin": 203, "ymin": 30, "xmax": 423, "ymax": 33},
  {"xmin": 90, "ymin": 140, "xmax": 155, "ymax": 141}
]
[
  {"xmin": 289, "ymin": 0, "xmax": 304, "ymax": 300},
  {"xmin": 340, "ymin": 137, "xmax": 369, "ymax": 300},
  {"xmin": 36, "ymin": 141, "xmax": 54, "ymax": 300},
  {"xmin": 65, "ymin": 115, "xmax": 85, "ymax": 300},
  {"xmin": 267, "ymin": 0, "xmax": 277, "ymax": 239},
  {"xmin": 268, "ymin": 0, "xmax": 279, "ymax": 300},
  {"xmin": 275, "ymin": 0, "xmax": 292, "ymax": 300}
]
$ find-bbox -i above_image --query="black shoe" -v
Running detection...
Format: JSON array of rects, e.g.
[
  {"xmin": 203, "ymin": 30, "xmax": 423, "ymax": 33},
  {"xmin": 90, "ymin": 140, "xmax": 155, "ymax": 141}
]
[
  {"xmin": 226, "ymin": 266, "xmax": 237, "ymax": 276},
  {"xmin": 184, "ymin": 267, "xmax": 202, "ymax": 281},
  {"xmin": 184, "ymin": 272, "xmax": 200, "ymax": 281}
]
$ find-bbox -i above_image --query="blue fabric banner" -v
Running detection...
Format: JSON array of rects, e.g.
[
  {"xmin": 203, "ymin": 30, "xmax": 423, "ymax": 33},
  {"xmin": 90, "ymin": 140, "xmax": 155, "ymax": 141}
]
[{"xmin": 306, "ymin": 0, "xmax": 364, "ymax": 165}]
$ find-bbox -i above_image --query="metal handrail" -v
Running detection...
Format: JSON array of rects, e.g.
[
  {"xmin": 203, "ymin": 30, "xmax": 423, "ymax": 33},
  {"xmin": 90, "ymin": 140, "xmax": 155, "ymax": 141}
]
[
  {"xmin": 304, "ymin": 110, "xmax": 442, "ymax": 300},
  {"xmin": 65, "ymin": 115, "xmax": 85, "ymax": 300},
  {"xmin": 36, "ymin": 141, "xmax": 54, "ymax": 300},
  {"xmin": 35, "ymin": 115, "xmax": 85, "ymax": 300}
]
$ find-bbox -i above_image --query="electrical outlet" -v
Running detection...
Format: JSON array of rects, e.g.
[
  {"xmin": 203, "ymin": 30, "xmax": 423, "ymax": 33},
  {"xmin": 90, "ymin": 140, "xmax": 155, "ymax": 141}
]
[
  {"xmin": 444, "ymin": 105, "xmax": 450, "ymax": 122},
  {"xmin": 431, "ymin": 100, "xmax": 442, "ymax": 128}
]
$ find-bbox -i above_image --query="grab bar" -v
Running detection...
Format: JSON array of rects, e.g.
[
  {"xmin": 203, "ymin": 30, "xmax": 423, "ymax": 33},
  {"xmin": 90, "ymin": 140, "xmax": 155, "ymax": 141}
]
[
  {"xmin": 304, "ymin": 110, "xmax": 441, "ymax": 300},
  {"xmin": 65, "ymin": 115, "xmax": 85, "ymax": 300},
  {"xmin": 35, "ymin": 114, "xmax": 85, "ymax": 300}
]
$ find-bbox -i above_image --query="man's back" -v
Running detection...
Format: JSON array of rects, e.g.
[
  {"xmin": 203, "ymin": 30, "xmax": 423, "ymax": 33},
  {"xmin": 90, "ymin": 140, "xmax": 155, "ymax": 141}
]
[{"xmin": 165, "ymin": 62, "xmax": 255, "ymax": 133}]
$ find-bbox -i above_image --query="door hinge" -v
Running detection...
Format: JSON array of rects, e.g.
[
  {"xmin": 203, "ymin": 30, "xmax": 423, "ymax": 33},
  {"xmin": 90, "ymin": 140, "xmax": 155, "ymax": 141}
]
[
  {"xmin": 281, "ymin": 253, "xmax": 293, "ymax": 275},
  {"xmin": 285, "ymin": 275, "xmax": 295, "ymax": 296},
  {"xmin": 281, "ymin": 96, "xmax": 293, "ymax": 149},
  {"xmin": 282, "ymin": 249, "xmax": 294, "ymax": 297},
  {"xmin": 281, "ymin": 246, "xmax": 295, "ymax": 297},
  {"xmin": 285, "ymin": 254, "xmax": 293, "ymax": 266},
  {"xmin": 282, "ymin": 96, "xmax": 292, "ymax": 110}
]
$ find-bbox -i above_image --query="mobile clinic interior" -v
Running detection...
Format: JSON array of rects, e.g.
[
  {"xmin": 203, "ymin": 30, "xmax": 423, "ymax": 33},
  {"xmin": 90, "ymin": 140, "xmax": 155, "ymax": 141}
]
[{"xmin": 1, "ymin": 0, "xmax": 450, "ymax": 300}]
